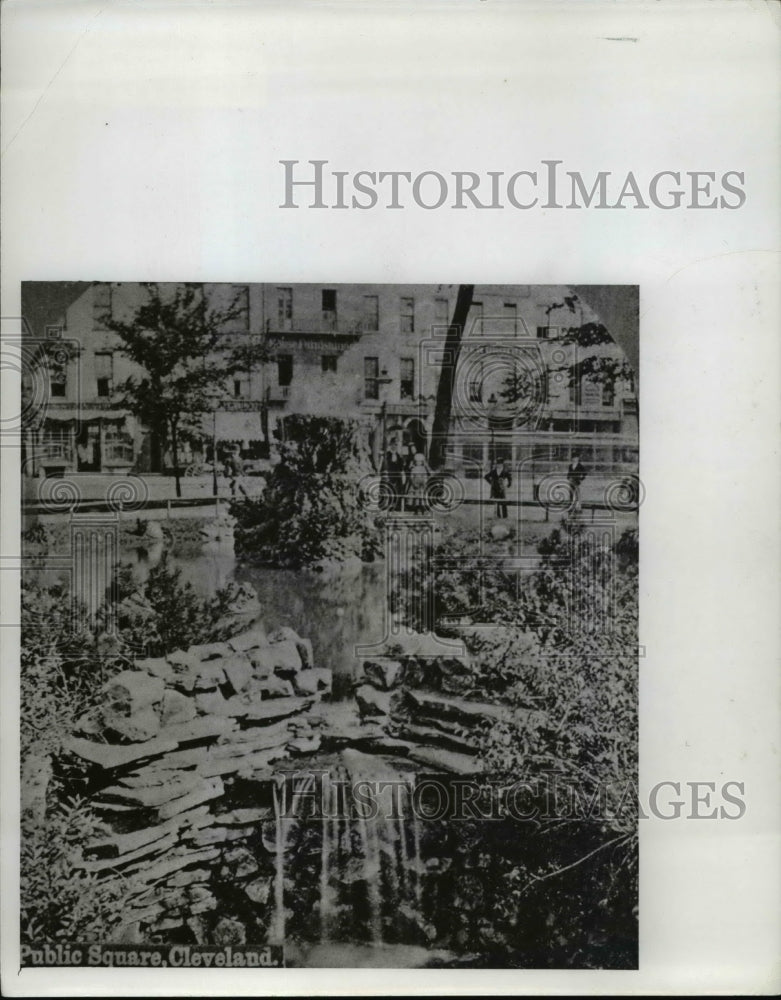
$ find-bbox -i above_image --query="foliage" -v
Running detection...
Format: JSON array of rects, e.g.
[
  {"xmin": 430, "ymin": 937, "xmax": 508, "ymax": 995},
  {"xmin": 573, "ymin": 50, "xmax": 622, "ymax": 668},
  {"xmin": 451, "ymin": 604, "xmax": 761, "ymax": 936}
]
[
  {"xmin": 105, "ymin": 283, "xmax": 268, "ymax": 495},
  {"xmin": 21, "ymin": 792, "xmax": 140, "ymax": 945},
  {"xmin": 20, "ymin": 577, "xmax": 113, "ymax": 757},
  {"xmin": 20, "ymin": 551, "xmax": 251, "ymax": 946},
  {"xmin": 231, "ymin": 414, "xmax": 383, "ymax": 568}
]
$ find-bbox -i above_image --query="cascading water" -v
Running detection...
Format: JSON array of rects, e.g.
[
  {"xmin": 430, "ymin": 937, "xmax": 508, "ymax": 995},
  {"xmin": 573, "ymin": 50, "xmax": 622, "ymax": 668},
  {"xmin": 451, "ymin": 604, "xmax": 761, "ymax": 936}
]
[{"xmin": 267, "ymin": 751, "xmax": 426, "ymax": 951}]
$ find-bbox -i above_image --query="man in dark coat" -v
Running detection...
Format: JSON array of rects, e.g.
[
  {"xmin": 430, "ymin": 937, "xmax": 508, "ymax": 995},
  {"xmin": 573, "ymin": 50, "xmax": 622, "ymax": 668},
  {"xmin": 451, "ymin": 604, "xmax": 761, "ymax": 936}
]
[
  {"xmin": 485, "ymin": 459, "xmax": 512, "ymax": 518},
  {"xmin": 381, "ymin": 442, "xmax": 406, "ymax": 511}
]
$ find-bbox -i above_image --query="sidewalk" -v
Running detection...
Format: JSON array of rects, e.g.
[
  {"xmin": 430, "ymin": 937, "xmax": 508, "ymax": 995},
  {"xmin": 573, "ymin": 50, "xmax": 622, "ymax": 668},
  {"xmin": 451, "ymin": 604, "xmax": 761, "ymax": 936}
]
[{"xmin": 23, "ymin": 472, "xmax": 265, "ymax": 521}]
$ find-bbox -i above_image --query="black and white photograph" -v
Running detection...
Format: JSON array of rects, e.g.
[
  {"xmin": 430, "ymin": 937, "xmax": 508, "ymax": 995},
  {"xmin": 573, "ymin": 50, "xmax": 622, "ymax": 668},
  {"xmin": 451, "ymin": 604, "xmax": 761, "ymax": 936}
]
[
  {"xmin": 18, "ymin": 282, "xmax": 639, "ymax": 969},
  {"xmin": 2, "ymin": 0, "xmax": 779, "ymax": 995}
]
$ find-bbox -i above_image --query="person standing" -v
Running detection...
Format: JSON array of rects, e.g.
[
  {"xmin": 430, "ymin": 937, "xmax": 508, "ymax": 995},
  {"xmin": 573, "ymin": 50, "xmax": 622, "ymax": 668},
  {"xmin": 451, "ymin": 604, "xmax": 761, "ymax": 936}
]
[
  {"xmin": 485, "ymin": 459, "xmax": 512, "ymax": 518},
  {"xmin": 567, "ymin": 452, "xmax": 587, "ymax": 510},
  {"xmin": 406, "ymin": 451, "xmax": 430, "ymax": 514},
  {"xmin": 381, "ymin": 441, "xmax": 406, "ymax": 511}
]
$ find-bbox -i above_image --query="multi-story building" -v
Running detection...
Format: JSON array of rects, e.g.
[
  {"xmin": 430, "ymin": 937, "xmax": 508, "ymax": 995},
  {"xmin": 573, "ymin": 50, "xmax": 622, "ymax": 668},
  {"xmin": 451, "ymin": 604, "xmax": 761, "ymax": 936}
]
[{"xmin": 22, "ymin": 282, "xmax": 638, "ymax": 487}]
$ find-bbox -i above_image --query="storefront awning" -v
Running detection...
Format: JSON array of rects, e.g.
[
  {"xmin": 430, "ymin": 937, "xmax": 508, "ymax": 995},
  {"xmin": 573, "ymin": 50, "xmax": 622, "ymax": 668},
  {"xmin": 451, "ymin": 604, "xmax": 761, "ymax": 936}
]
[{"xmin": 204, "ymin": 410, "xmax": 264, "ymax": 444}]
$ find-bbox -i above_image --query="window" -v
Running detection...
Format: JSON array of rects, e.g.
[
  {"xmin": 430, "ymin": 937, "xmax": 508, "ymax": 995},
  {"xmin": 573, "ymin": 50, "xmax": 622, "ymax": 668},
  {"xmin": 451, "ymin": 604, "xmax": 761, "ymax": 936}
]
[
  {"xmin": 602, "ymin": 382, "xmax": 615, "ymax": 407},
  {"xmin": 95, "ymin": 352, "xmax": 113, "ymax": 398},
  {"xmin": 321, "ymin": 355, "xmax": 337, "ymax": 373},
  {"xmin": 48, "ymin": 352, "xmax": 67, "ymax": 397},
  {"xmin": 364, "ymin": 356, "xmax": 379, "ymax": 400},
  {"xmin": 277, "ymin": 287, "xmax": 293, "ymax": 329},
  {"xmin": 93, "ymin": 284, "xmax": 112, "ymax": 330},
  {"xmin": 471, "ymin": 301, "xmax": 484, "ymax": 333},
  {"xmin": 503, "ymin": 302, "xmax": 517, "ymax": 333},
  {"xmin": 233, "ymin": 375, "xmax": 249, "ymax": 399},
  {"xmin": 400, "ymin": 357, "xmax": 415, "ymax": 399},
  {"xmin": 322, "ymin": 289, "xmax": 337, "ymax": 329},
  {"xmin": 536, "ymin": 325, "xmax": 549, "ymax": 340},
  {"xmin": 363, "ymin": 295, "xmax": 379, "ymax": 331},
  {"xmin": 277, "ymin": 354, "xmax": 293, "ymax": 387},
  {"xmin": 468, "ymin": 379, "xmax": 482, "ymax": 402},
  {"xmin": 434, "ymin": 297, "xmax": 449, "ymax": 325},
  {"xmin": 400, "ymin": 297, "xmax": 415, "ymax": 334}
]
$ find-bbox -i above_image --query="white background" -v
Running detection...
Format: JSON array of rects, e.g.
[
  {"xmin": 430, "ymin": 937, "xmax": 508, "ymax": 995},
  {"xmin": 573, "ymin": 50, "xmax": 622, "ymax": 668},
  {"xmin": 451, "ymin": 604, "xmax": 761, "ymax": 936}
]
[{"xmin": 2, "ymin": 0, "xmax": 779, "ymax": 994}]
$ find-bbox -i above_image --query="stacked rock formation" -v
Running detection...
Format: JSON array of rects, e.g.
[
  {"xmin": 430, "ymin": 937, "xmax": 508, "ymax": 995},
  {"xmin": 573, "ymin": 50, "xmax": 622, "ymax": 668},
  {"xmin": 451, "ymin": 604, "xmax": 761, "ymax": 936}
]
[
  {"xmin": 65, "ymin": 622, "xmax": 331, "ymax": 942},
  {"xmin": 351, "ymin": 643, "xmax": 519, "ymax": 775}
]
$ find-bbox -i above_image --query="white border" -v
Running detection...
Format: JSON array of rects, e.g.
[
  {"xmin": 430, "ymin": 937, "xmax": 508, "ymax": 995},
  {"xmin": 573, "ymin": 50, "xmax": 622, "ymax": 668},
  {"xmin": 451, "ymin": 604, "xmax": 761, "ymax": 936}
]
[{"xmin": 2, "ymin": 1, "xmax": 780, "ymax": 995}]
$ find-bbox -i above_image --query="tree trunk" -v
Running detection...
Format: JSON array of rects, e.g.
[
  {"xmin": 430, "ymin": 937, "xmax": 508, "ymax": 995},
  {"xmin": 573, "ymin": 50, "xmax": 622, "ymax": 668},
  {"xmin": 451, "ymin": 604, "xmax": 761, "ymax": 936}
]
[
  {"xmin": 170, "ymin": 418, "xmax": 182, "ymax": 498},
  {"xmin": 428, "ymin": 284, "xmax": 474, "ymax": 470}
]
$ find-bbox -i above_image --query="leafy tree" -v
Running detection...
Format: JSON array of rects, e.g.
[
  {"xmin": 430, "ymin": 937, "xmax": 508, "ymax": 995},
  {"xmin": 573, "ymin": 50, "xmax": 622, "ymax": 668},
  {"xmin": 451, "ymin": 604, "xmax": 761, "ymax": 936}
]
[
  {"xmin": 105, "ymin": 283, "xmax": 267, "ymax": 496},
  {"xmin": 500, "ymin": 293, "xmax": 636, "ymax": 408}
]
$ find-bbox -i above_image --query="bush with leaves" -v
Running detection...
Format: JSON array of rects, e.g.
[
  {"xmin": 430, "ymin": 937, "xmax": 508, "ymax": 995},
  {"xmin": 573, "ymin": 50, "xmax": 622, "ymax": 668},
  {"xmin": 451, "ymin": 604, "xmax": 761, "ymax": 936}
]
[
  {"xmin": 21, "ymin": 791, "xmax": 143, "ymax": 946},
  {"xmin": 231, "ymin": 414, "xmax": 383, "ymax": 568}
]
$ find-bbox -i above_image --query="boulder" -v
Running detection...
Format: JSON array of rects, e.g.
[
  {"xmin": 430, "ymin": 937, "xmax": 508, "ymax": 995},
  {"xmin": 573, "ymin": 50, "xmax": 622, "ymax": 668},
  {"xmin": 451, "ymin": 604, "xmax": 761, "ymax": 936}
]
[
  {"xmin": 261, "ymin": 675, "xmax": 295, "ymax": 699},
  {"xmin": 287, "ymin": 733, "xmax": 321, "ymax": 755},
  {"xmin": 221, "ymin": 654, "xmax": 253, "ymax": 695},
  {"xmin": 136, "ymin": 657, "xmax": 174, "ymax": 682},
  {"xmin": 194, "ymin": 689, "xmax": 234, "ymax": 717},
  {"xmin": 436, "ymin": 657, "xmax": 475, "ymax": 696},
  {"xmin": 213, "ymin": 916, "xmax": 247, "ymax": 946},
  {"xmin": 103, "ymin": 704, "xmax": 161, "ymax": 743},
  {"xmin": 229, "ymin": 624, "xmax": 269, "ymax": 653},
  {"xmin": 355, "ymin": 684, "xmax": 391, "ymax": 719},
  {"xmin": 245, "ymin": 877, "xmax": 273, "ymax": 905},
  {"xmin": 193, "ymin": 661, "xmax": 227, "ymax": 692},
  {"xmin": 220, "ymin": 846, "xmax": 259, "ymax": 879},
  {"xmin": 250, "ymin": 640, "xmax": 302, "ymax": 680},
  {"xmin": 167, "ymin": 649, "xmax": 201, "ymax": 672},
  {"xmin": 102, "ymin": 671, "xmax": 165, "ymax": 712},
  {"xmin": 268, "ymin": 626, "xmax": 314, "ymax": 669},
  {"xmin": 292, "ymin": 668, "xmax": 332, "ymax": 697},
  {"xmin": 73, "ymin": 707, "xmax": 103, "ymax": 737},
  {"xmin": 362, "ymin": 659, "xmax": 405, "ymax": 691},
  {"xmin": 159, "ymin": 689, "xmax": 197, "ymax": 727}
]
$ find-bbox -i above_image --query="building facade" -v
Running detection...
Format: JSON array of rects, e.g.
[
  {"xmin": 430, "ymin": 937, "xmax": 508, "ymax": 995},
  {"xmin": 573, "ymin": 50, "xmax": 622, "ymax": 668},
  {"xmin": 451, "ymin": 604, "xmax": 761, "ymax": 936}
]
[{"xmin": 22, "ymin": 282, "xmax": 638, "ymax": 486}]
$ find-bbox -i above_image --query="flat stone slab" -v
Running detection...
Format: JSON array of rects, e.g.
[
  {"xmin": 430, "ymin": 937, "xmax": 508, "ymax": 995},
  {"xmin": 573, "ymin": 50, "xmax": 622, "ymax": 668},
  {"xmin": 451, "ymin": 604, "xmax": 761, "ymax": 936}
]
[
  {"xmin": 407, "ymin": 745, "xmax": 484, "ymax": 775},
  {"xmin": 86, "ymin": 805, "xmax": 212, "ymax": 858},
  {"xmin": 97, "ymin": 771, "xmax": 202, "ymax": 808},
  {"xmin": 123, "ymin": 845, "xmax": 220, "ymax": 883},
  {"xmin": 64, "ymin": 735, "xmax": 178, "ymax": 770},
  {"xmin": 401, "ymin": 689, "xmax": 511, "ymax": 725},
  {"xmin": 158, "ymin": 776, "xmax": 224, "ymax": 820}
]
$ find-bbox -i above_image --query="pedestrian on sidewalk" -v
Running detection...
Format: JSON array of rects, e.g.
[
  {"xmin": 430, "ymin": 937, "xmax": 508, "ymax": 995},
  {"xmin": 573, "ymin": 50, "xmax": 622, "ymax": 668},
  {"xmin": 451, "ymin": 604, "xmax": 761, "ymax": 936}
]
[
  {"xmin": 567, "ymin": 452, "xmax": 587, "ymax": 510},
  {"xmin": 406, "ymin": 451, "xmax": 431, "ymax": 514},
  {"xmin": 485, "ymin": 459, "xmax": 512, "ymax": 519}
]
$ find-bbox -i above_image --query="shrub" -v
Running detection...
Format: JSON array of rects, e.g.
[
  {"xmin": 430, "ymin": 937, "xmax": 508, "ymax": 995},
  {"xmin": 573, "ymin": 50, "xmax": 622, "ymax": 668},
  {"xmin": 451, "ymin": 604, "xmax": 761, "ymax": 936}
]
[{"xmin": 231, "ymin": 415, "xmax": 382, "ymax": 567}]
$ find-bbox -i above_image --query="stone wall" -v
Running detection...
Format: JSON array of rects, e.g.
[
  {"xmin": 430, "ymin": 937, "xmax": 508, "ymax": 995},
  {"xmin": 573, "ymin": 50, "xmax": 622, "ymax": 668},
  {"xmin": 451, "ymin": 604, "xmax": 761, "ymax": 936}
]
[{"xmin": 63, "ymin": 623, "xmax": 331, "ymax": 943}]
